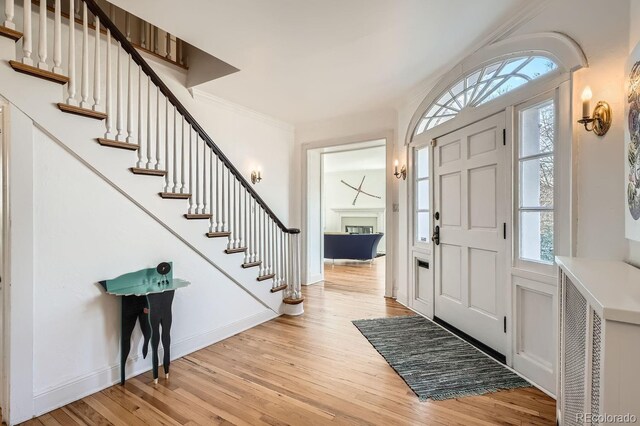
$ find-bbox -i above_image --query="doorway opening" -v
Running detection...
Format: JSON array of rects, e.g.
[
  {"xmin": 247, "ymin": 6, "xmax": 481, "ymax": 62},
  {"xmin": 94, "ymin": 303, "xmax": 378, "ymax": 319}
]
[{"xmin": 303, "ymin": 136, "xmax": 393, "ymax": 297}]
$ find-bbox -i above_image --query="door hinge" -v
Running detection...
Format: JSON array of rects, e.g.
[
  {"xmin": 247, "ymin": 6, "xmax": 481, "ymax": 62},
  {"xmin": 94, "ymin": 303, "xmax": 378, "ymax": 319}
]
[
  {"xmin": 504, "ymin": 316, "xmax": 507, "ymax": 333},
  {"xmin": 502, "ymin": 129, "xmax": 506, "ymax": 146},
  {"xmin": 431, "ymin": 138, "xmax": 437, "ymax": 147},
  {"xmin": 503, "ymin": 223, "xmax": 507, "ymax": 240}
]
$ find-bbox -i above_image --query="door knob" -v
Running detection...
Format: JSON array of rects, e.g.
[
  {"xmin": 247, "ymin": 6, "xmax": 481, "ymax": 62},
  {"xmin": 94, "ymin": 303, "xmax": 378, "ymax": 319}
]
[{"xmin": 432, "ymin": 225, "xmax": 440, "ymax": 246}]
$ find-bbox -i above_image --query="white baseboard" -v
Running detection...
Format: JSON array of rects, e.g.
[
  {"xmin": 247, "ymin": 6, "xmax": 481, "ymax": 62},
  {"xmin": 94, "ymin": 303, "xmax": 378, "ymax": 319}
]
[{"xmin": 29, "ymin": 310, "xmax": 277, "ymax": 422}]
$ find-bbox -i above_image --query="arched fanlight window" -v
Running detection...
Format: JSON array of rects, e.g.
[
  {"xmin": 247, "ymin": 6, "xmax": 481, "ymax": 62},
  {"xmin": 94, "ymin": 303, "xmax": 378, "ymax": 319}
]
[{"xmin": 414, "ymin": 55, "xmax": 558, "ymax": 135}]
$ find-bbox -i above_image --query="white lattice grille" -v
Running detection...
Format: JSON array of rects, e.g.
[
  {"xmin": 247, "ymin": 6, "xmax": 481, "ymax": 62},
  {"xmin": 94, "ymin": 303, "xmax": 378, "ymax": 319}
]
[
  {"xmin": 590, "ymin": 312, "xmax": 602, "ymax": 424},
  {"xmin": 564, "ymin": 278, "xmax": 587, "ymax": 426}
]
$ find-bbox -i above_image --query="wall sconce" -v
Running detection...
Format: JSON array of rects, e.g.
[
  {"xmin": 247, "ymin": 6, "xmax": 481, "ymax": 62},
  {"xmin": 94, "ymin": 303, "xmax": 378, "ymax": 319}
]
[
  {"xmin": 577, "ymin": 87, "xmax": 612, "ymax": 136},
  {"xmin": 251, "ymin": 169, "xmax": 262, "ymax": 184},
  {"xmin": 393, "ymin": 160, "xmax": 407, "ymax": 180}
]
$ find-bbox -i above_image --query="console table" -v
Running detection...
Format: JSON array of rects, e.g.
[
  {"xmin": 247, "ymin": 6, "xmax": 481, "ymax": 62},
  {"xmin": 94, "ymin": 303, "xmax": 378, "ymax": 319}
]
[
  {"xmin": 100, "ymin": 263, "xmax": 190, "ymax": 385},
  {"xmin": 556, "ymin": 257, "xmax": 640, "ymax": 425}
]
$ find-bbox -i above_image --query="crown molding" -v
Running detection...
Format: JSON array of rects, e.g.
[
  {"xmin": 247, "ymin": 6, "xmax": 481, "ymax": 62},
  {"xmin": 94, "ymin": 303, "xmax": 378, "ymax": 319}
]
[{"xmin": 189, "ymin": 88, "xmax": 295, "ymax": 132}]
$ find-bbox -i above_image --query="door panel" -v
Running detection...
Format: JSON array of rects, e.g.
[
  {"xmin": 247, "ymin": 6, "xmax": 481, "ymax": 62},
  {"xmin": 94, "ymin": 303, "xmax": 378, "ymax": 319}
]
[
  {"xmin": 440, "ymin": 244, "xmax": 462, "ymax": 302},
  {"xmin": 434, "ymin": 113, "xmax": 507, "ymax": 355}
]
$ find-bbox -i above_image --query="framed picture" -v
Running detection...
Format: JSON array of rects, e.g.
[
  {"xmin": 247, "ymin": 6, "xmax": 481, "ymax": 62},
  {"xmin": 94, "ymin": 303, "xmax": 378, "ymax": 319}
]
[{"xmin": 626, "ymin": 43, "xmax": 640, "ymax": 242}]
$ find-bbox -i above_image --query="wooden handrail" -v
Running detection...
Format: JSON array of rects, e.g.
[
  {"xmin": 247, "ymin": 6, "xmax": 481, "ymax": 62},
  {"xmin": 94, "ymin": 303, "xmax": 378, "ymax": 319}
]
[{"xmin": 83, "ymin": 0, "xmax": 299, "ymax": 234}]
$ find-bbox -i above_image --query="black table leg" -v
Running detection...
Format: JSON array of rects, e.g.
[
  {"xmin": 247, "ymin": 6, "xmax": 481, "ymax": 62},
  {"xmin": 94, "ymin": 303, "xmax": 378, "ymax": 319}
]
[
  {"xmin": 147, "ymin": 290, "xmax": 175, "ymax": 383},
  {"xmin": 121, "ymin": 295, "xmax": 149, "ymax": 385}
]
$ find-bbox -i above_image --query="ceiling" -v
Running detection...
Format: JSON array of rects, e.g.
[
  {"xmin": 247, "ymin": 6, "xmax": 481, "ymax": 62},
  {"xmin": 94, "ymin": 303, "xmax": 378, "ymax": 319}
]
[
  {"xmin": 111, "ymin": 0, "xmax": 527, "ymax": 124},
  {"xmin": 323, "ymin": 145, "xmax": 386, "ymax": 173}
]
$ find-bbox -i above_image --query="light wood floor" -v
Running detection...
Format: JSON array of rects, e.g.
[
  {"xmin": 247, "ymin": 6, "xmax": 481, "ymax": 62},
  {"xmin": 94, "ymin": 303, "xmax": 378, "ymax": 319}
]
[{"xmin": 22, "ymin": 258, "xmax": 556, "ymax": 425}]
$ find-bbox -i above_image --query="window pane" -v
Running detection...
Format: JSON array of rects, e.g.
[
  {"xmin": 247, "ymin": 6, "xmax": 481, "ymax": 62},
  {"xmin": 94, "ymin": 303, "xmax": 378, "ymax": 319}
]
[
  {"xmin": 520, "ymin": 211, "xmax": 554, "ymax": 263},
  {"xmin": 520, "ymin": 156, "xmax": 554, "ymax": 208},
  {"xmin": 417, "ymin": 179, "xmax": 430, "ymax": 210},
  {"xmin": 417, "ymin": 212, "xmax": 430, "ymax": 244},
  {"xmin": 521, "ymin": 100, "xmax": 555, "ymax": 157},
  {"xmin": 519, "ymin": 56, "xmax": 558, "ymax": 80},
  {"xmin": 417, "ymin": 147, "xmax": 429, "ymax": 179}
]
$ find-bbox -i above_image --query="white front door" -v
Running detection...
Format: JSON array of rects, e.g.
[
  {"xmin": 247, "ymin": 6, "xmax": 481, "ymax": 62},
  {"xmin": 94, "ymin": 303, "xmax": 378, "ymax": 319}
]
[{"xmin": 433, "ymin": 113, "xmax": 507, "ymax": 355}]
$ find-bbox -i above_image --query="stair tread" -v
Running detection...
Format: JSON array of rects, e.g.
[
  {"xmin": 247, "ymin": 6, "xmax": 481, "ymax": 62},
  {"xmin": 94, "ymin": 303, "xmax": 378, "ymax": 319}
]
[
  {"xmin": 242, "ymin": 261, "xmax": 262, "ymax": 269},
  {"xmin": 283, "ymin": 297, "xmax": 304, "ymax": 305},
  {"xmin": 270, "ymin": 284, "xmax": 288, "ymax": 293},
  {"xmin": 184, "ymin": 213, "xmax": 212, "ymax": 220},
  {"xmin": 58, "ymin": 103, "xmax": 107, "ymax": 120},
  {"xmin": 0, "ymin": 26, "xmax": 23, "ymax": 41},
  {"xmin": 206, "ymin": 231, "xmax": 232, "ymax": 238},
  {"xmin": 257, "ymin": 273, "xmax": 276, "ymax": 282},
  {"xmin": 224, "ymin": 247, "xmax": 247, "ymax": 254},
  {"xmin": 130, "ymin": 167, "xmax": 167, "ymax": 176},
  {"xmin": 97, "ymin": 138, "xmax": 139, "ymax": 151},
  {"xmin": 160, "ymin": 192, "xmax": 191, "ymax": 199},
  {"xmin": 10, "ymin": 60, "xmax": 69, "ymax": 84}
]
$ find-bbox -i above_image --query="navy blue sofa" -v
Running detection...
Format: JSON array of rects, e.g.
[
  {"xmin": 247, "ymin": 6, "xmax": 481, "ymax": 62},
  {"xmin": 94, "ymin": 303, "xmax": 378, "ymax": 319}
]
[{"xmin": 324, "ymin": 233, "xmax": 384, "ymax": 261}]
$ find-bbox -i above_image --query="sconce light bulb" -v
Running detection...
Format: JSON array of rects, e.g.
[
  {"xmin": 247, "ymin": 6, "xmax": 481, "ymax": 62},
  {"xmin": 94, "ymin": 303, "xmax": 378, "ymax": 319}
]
[{"xmin": 581, "ymin": 86, "xmax": 593, "ymax": 102}]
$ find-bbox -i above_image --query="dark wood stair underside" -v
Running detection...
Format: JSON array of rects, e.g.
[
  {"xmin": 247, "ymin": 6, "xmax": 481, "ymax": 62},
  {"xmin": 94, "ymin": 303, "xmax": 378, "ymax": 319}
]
[
  {"xmin": 283, "ymin": 297, "xmax": 304, "ymax": 305},
  {"xmin": 97, "ymin": 138, "xmax": 139, "ymax": 151},
  {"xmin": 206, "ymin": 231, "xmax": 231, "ymax": 238},
  {"xmin": 270, "ymin": 284, "xmax": 287, "ymax": 293},
  {"xmin": 0, "ymin": 26, "xmax": 23, "ymax": 41},
  {"xmin": 224, "ymin": 247, "xmax": 247, "ymax": 254},
  {"xmin": 130, "ymin": 167, "xmax": 167, "ymax": 176},
  {"xmin": 10, "ymin": 60, "xmax": 69, "ymax": 84},
  {"xmin": 242, "ymin": 261, "xmax": 261, "ymax": 269},
  {"xmin": 58, "ymin": 103, "xmax": 107, "ymax": 120},
  {"xmin": 160, "ymin": 192, "xmax": 191, "ymax": 200},
  {"xmin": 257, "ymin": 273, "xmax": 276, "ymax": 282}
]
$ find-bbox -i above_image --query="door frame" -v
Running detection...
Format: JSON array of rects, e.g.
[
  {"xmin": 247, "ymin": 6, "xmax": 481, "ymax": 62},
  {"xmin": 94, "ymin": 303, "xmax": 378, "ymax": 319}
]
[
  {"xmin": 300, "ymin": 130, "xmax": 395, "ymax": 297},
  {"xmin": 0, "ymin": 98, "xmax": 10, "ymax": 420},
  {"xmin": 407, "ymin": 74, "xmax": 574, "ymax": 371}
]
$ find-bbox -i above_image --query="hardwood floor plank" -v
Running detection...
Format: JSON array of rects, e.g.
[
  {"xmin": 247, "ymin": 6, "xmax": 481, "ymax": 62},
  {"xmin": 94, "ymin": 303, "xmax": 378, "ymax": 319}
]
[{"xmin": 23, "ymin": 258, "xmax": 555, "ymax": 425}]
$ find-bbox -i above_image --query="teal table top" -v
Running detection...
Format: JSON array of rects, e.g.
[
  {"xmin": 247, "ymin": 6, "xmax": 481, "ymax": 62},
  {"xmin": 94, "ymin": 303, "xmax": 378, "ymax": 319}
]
[{"xmin": 100, "ymin": 263, "xmax": 190, "ymax": 296}]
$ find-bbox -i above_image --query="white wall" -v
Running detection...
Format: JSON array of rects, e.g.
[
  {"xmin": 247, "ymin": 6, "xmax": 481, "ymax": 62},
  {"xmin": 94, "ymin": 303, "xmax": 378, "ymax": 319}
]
[
  {"xmin": 26, "ymin": 125, "xmax": 274, "ymax": 419},
  {"xmin": 323, "ymin": 168, "xmax": 386, "ymax": 233}
]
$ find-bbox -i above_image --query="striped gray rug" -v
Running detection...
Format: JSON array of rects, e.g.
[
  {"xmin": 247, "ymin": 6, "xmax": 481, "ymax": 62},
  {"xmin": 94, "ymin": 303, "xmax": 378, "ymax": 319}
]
[{"xmin": 352, "ymin": 315, "xmax": 531, "ymax": 401}]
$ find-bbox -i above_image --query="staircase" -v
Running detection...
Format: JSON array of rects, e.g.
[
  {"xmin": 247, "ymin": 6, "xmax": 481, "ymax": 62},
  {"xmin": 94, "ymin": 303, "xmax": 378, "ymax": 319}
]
[{"xmin": 0, "ymin": 0, "xmax": 303, "ymax": 313}]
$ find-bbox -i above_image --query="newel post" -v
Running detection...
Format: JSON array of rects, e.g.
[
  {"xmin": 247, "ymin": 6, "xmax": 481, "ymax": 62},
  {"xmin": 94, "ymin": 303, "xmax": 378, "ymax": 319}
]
[{"xmin": 283, "ymin": 229, "xmax": 304, "ymax": 316}]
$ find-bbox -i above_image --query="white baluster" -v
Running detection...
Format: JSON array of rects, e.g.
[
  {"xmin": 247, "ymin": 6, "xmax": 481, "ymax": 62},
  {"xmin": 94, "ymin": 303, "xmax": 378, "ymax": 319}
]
[
  {"xmin": 65, "ymin": 0, "xmax": 76, "ymax": 104},
  {"xmin": 79, "ymin": 3, "xmax": 90, "ymax": 109},
  {"xmin": 104, "ymin": 21, "xmax": 113, "ymax": 137},
  {"xmin": 155, "ymin": 88, "xmax": 161, "ymax": 169},
  {"xmin": 209, "ymin": 150, "xmax": 215, "ymax": 230},
  {"xmin": 172, "ymin": 107, "xmax": 178, "ymax": 192},
  {"xmin": 136, "ymin": 67, "xmax": 144, "ymax": 168},
  {"xmin": 280, "ymin": 230, "xmax": 285, "ymax": 285},
  {"xmin": 202, "ymin": 138, "xmax": 208, "ymax": 214},
  {"xmin": 233, "ymin": 178, "xmax": 238, "ymax": 247},
  {"xmin": 74, "ymin": 0, "xmax": 80, "ymax": 19},
  {"xmin": 194, "ymin": 134, "xmax": 200, "ymax": 210},
  {"xmin": 52, "ymin": 0, "xmax": 62, "ymax": 74},
  {"xmin": 188, "ymin": 128, "xmax": 195, "ymax": 214},
  {"xmin": 244, "ymin": 188, "xmax": 249, "ymax": 261},
  {"xmin": 215, "ymin": 158, "xmax": 221, "ymax": 231},
  {"xmin": 146, "ymin": 76, "xmax": 153, "ymax": 168},
  {"xmin": 164, "ymin": 99, "xmax": 170, "ymax": 191},
  {"xmin": 140, "ymin": 20, "xmax": 146, "ymax": 48},
  {"xmin": 220, "ymin": 164, "xmax": 226, "ymax": 231},
  {"xmin": 37, "ymin": 0, "xmax": 47, "ymax": 70},
  {"xmin": 125, "ymin": 12, "xmax": 131, "ymax": 41},
  {"xmin": 22, "ymin": 0, "xmax": 33, "ymax": 66},
  {"xmin": 126, "ymin": 55, "xmax": 133, "ymax": 143},
  {"xmin": 182, "ymin": 118, "xmax": 187, "ymax": 193},
  {"xmin": 92, "ymin": 16, "xmax": 101, "ymax": 111},
  {"xmin": 165, "ymin": 32, "xmax": 171, "ymax": 59},
  {"xmin": 3, "ymin": 0, "xmax": 15, "ymax": 29},
  {"xmin": 115, "ymin": 45, "xmax": 124, "ymax": 140}
]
